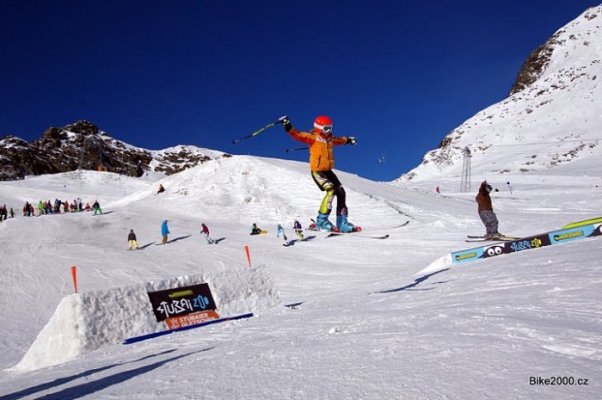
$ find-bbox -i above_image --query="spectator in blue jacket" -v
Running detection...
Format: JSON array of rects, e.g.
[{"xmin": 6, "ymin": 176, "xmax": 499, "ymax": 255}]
[{"xmin": 161, "ymin": 220, "xmax": 170, "ymax": 245}]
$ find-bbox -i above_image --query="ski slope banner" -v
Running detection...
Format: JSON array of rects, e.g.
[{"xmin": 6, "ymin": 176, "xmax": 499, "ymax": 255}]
[
  {"xmin": 147, "ymin": 283, "xmax": 220, "ymax": 329},
  {"xmin": 451, "ymin": 223, "xmax": 602, "ymax": 264}
]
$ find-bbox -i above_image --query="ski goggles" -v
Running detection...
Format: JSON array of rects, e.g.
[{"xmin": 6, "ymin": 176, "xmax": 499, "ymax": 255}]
[{"xmin": 314, "ymin": 122, "xmax": 333, "ymax": 133}]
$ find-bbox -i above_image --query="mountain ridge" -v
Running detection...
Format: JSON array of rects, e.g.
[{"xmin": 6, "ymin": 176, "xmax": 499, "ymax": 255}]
[
  {"xmin": 0, "ymin": 120, "xmax": 230, "ymax": 180},
  {"xmin": 399, "ymin": 5, "xmax": 602, "ymax": 183}
]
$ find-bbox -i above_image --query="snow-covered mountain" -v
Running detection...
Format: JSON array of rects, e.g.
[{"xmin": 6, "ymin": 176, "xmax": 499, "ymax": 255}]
[
  {"xmin": 399, "ymin": 5, "xmax": 602, "ymax": 183},
  {"xmin": 0, "ymin": 120, "xmax": 229, "ymax": 180}
]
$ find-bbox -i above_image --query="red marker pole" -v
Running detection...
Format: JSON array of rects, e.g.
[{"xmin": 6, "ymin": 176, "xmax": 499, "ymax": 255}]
[
  {"xmin": 71, "ymin": 266, "xmax": 78, "ymax": 293},
  {"xmin": 244, "ymin": 246, "xmax": 252, "ymax": 267}
]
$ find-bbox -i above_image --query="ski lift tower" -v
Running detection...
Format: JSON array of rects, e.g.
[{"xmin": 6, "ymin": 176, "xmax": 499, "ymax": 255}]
[{"xmin": 460, "ymin": 146, "xmax": 472, "ymax": 193}]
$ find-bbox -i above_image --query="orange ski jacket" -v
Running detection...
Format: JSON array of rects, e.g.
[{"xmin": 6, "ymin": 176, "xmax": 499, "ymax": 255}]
[{"xmin": 287, "ymin": 127, "xmax": 349, "ymax": 171}]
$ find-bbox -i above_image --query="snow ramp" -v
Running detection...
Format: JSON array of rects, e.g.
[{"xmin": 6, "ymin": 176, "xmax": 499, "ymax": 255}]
[{"xmin": 11, "ymin": 265, "xmax": 280, "ymax": 372}]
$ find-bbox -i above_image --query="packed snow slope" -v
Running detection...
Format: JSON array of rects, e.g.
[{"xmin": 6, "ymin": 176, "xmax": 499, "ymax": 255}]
[
  {"xmin": 400, "ymin": 5, "xmax": 602, "ymax": 182},
  {"xmin": 0, "ymin": 155, "xmax": 600, "ymax": 400}
]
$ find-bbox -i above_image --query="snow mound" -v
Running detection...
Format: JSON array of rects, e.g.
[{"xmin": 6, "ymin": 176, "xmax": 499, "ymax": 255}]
[{"xmin": 12, "ymin": 265, "xmax": 280, "ymax": 372}]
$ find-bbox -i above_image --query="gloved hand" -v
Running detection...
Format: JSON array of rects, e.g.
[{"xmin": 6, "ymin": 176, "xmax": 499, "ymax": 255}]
[
  {"xmin": 278, "ymin": 115, "xmax": 292, "ymax": 132},
  {"xmin": 346, "ymin": 137, "xmax": 357, "ymax": 145}
]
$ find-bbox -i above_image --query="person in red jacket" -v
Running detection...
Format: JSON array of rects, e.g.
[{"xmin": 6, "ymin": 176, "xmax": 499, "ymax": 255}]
[
  {"xmin": 200, "ymin": 223, "xmax": 213, "ymax": 244},
  {"xmin": 280, "ymin": 115, "xmax": 359, "ymax": 233}
]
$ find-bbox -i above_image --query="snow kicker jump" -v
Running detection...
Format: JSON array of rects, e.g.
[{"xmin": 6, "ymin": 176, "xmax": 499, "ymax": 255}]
[{"xmin": 452, "ymin": 223, "xmax": 602, "ymax": 265}]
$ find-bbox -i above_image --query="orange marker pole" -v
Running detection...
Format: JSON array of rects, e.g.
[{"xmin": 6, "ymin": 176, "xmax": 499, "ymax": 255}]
[
  {"xmin": 71, "ymin": 265, "xmax": 78, "ymax": 293},
  {"xmin": 244, "ymin": 245, "xmax": 252, "ymax": 267}
]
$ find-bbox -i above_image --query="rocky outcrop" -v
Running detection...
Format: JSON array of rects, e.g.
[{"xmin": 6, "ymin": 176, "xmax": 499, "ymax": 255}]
[{"xmin": 0, "ymin": 120, "xmax": 229, "ymax": 180}]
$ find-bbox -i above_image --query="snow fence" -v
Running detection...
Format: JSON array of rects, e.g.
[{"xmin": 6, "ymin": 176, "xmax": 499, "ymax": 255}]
[{"xmin": 12, "ymin": 265, "xmax": 281, "ymax": 372}]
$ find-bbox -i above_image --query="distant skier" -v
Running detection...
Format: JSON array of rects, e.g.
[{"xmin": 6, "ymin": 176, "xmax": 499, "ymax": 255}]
[
  {"xmin": 161, "ymin": 220, "xmax": 170, "ymax": 244},
  {"xmin": 201, "ymin": 223, "xmax": 213, "ymax": 244},
  {"xmin": 128, "ymin": 229, "xmax": 139, "ymax": 250},
  {"xmin": 276, "ymin": 224, "xmax": 288, "ymax": 243},
  {"xmin": 280, "ymin": 115, "xmax": 359, "ymax": 233},
  {"xmin": 250, "ymin": 223, "xmax": 262, "ymax": 235},
  {"xmin": 293, "ymin": 220, "xmax": 306, "ymax": 241},
  {"xmin": 476, "ymin": 181, "xmax": 502, "ymax": 239},
  {"xmin": 92, "ymin": 200, "xmax": 103, "ymax": 215},
  {"xmin": 436, "ymin": 186, "xmax": 440, "ymax": 194},
  {"xmin": 157, "ymin": 184, "xmax": 165, "ymax": 194}
]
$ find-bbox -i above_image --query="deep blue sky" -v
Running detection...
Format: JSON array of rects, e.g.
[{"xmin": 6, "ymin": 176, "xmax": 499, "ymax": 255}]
[{"xmin": 1, "ymin": 1, "xmax": 599, "ymax": 181}]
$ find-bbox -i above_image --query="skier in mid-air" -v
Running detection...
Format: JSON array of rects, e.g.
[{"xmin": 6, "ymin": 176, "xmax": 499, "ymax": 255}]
[{"xmin": 280, "ymin": 115, "xmax": 359, "ymax": 233}]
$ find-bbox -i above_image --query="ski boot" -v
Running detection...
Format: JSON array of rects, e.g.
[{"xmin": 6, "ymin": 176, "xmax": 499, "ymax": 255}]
[
  {"xmin": 486, "ymin": 232, "xmax": 503, "ymax": 240},
  {"xmin": 336, "ymin": 215, "xmax": 361, "ymax": 233},
  {"xmin": 315, "ymin": 212, "xmax": 338, "ymax": 232}
]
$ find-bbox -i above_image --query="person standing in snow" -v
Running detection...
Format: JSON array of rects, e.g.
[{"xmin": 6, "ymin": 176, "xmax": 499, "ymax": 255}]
[
  {"xmin": 476, "ymin": 181, "xmax": 502, "ymax": 238},
  {"xmin": 293, "ymin": 220, "xmax": 306, "ymax": 241},
  {"xmin": 200, "ymin": 223, "xmax": 213, "ymax": 244},
  {"xmin": 92, "ymin": 200, "xmax": 103, "ymax": 215},
  {"xmin": 161, "ymin": 220, "xmax": 170, "ymax": 244},
  {"xmin": 128, "ymin": 229, "xmax": 139, "ymax": 250},
  {"xmin": 280, "ymin": 115, "xmax": 359, "ymax": 233}
]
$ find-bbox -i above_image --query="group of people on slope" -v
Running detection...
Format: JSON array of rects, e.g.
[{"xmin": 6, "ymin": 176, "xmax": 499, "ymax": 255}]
[
  {"xmin": 126, "ymin": 221, "xmax": 169, "ymax": 250},
  {"xmin": 127, "ymin": 220, "xmax": 213, "ymax": 249},
  {"xmin": 4, "ymin": 198, "xmax": 101, "ymax": 218},
  {"xmin": 126, "ymin": 220, "xmax": 170, "ymax": 250},
  {"xmin": 275, "ymin": 220, "xmax": 306, "ymax": 244}
]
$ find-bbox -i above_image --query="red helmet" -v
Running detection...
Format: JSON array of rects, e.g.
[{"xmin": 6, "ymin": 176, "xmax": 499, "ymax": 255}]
[{"xmin": 313, "ymin": 115, "xmax": 333, "ymax": 134}]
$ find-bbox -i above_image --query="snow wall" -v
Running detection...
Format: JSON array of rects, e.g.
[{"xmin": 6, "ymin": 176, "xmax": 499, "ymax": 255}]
[{"xmin": 11, "ymin": 265, "xmax": 281, "ymax": 372}]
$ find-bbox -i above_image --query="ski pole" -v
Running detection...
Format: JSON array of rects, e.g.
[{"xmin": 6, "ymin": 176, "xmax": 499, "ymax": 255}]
[
  {"xmin": 285, "ymin": 147, "xmax": 309, "ymax": 153},
  {"xmin": 231, "ymin": 119, "xmax": 282, "ymax": 145}
]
